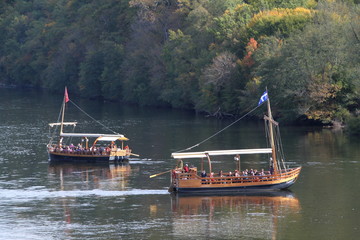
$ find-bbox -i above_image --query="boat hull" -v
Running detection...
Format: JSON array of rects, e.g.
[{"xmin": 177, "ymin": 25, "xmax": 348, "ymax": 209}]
[
  {"xmin": 48, "ymin": 151, "xmax": 129, "ymax": 163},
  {"xmin": 170, "ymin": 167, "xmax": 301, "ymax": 194},
  {"xmin": 173, "ymin": 178, "xmax": 297, "ymax": 194}
]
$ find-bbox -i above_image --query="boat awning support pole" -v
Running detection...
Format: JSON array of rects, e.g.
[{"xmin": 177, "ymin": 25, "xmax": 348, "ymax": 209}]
[
  {"xmin": 235, "ymin": 154, "xmax": 240, "ymax": 172},
  {"xmin": 205, "ymin": 153, "xmax": 212, "ymax": 174}
]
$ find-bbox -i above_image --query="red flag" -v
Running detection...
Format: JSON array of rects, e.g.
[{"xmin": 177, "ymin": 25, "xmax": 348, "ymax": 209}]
[{"xmin": 64, "ymin": 87, "xmax": 69, "ymax": 103}]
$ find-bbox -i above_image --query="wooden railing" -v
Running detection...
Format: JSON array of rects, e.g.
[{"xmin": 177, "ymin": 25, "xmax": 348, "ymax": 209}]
[{"xmin": 175, "ymin": 167, "xmax": 301, "ymax": 185}]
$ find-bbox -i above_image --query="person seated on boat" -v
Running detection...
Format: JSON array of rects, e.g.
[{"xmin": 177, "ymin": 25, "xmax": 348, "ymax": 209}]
[
  {"xmin": 90, "ymin": 146, "xmax": 97, "ymax": 154},
  {"xmin": 75, "ymin": 146, "xmax": 82, "ymax": 154},
  {"xmin": 259, "ymin": 169, "xmax": 265, "ymax": 176},
  {"xmin": 62, "ymin": 146, "xmax": 67, "ymax": 153},
  {"xmin": 55, "ymin": 146, "xmax": 61, "ymax": 152},
  {"xmin": 228, "ymin": 171, "xmax": 233, "ymax": 176},
  {"xmin": 69, "ymin": 143, "xmax": 75, "ymax": 150},
  {"xmin": 106, "ymin": 146, "xmax": 111, "ymax": 154},
  {"xmin": 201, "ymin": 170, "xmax": 207, "ymax": 178},
  {"xmin": 209, "ymin": 172, "xmax": 215, "ymax": 181},
  {"xmin": 269, "ymin": 157, "xmax": 274, "ymax": 175},
  {"xmin": 242, "ymin": 170, "xmax": 248, "ymax": 176},
  {"xmin": 183, "ymin": 164, "xmax": 189, "ymax": 173},
  {"xmin": 98, "ymin": 146, "xmax": 104, "ymax": 155},
  {"xmin": 111, "ymin": 143, "xmax": 117, "ymax": 151},
  {"xmin": 218, "ymin": 170, "xmax": 223, "ymax": 177},
  {"xmin": 269, "ymin": 165, "xmax": 274, "ymax": 175},
  {"xmin": 234, "ymin": 170, "xmax": 240, "ymax": 177}
]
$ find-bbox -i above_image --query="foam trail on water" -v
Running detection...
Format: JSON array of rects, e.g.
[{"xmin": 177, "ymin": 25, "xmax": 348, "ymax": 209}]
[{"xmin": 0, "ymin": 188, "xmax": 169, "ymax": 203}]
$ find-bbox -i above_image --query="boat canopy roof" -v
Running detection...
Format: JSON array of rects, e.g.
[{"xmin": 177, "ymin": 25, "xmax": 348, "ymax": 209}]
[
  {"xmin": 49, "ymin": 122, "xmax": 77, "ymax": 127},
  {"xmin": 60, "ymin": 133, "xmax": 128, "ymax": 141},
  {"xmin": 172, "ymin": 148, "xmax": 272, "ymax": 159},
  {"xmin": 95, "ymin": 136, "xmax": 129, "ymax": 142}
]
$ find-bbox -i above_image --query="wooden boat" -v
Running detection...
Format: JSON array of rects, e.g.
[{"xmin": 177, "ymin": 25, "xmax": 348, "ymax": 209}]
[
  {"xmin": 169, "ymin": 91, "xmax": 301, "ymax": 193},
  {"xmin": 47, "ymin": 87, "xmax": 137, "ymax": 163}
]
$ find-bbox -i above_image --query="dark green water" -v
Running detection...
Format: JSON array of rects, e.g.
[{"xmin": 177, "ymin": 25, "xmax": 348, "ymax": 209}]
[{"xmin": 0, "ymin": 88, "xmax": 359, "ymax": 239}]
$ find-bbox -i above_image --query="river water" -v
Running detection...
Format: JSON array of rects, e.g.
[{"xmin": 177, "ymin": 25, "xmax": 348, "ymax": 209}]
[{"xmin": 0, "ymin": 88, "xmax": 359, "ymax": 240}]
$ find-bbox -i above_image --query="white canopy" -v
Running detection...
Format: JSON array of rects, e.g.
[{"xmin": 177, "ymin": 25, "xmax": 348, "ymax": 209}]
[
  {"xmin": 172, "ymin": 148, "xmax": 272, "ymax": 159},
  {"xmin": 49, "ymin": 122, "xmax": 77, "ymax": 127},
  {"xmin": 95, "ymin": 136, "xmax": 129, "ymax": 142},
  {"xmin": 60, "ymin": 133, "xmax": 128, "ymax": 141}
]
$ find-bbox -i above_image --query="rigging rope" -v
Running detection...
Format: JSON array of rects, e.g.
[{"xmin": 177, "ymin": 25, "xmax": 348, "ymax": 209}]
[
  {"xmin": 174, "ymin": 103, "xmax": 265, "ymax": 153},
  {"xmin": 69, "ymin": 100, "xmax": 119, "ymax": 134}
]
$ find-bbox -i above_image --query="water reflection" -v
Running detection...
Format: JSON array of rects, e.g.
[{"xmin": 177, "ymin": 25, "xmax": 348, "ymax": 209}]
[
  {"xmin": 48, "ymin": 162, "xmax": 132, "ymax": 191},
  {"xmin": 171, "ymin": 191, "xmax": 300, "ymax": 239}
]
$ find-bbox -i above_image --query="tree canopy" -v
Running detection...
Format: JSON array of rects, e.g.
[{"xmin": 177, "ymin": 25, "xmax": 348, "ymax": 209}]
[{"xmin": 0, "ymin": 0, "xmax": 359, "ymax": 127}]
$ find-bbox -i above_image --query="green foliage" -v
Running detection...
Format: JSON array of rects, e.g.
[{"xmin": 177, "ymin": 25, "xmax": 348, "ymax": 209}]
[
  {"xmin": 246, "ymin": 0, "xmax": 313, "ymax": 11},
  {"xmin": 0, "ymin": 0, "xmax": 360, "ymax": 132},
  {"xmin": 254, "ymin": 1, "xmax": 360, "ymax": 123},
  {"xmin": 212, "ymin": 3, "xmax": 254, "ymax": 49},
  {"xmin": 162, "ymin": 29, "xmax": 201, "ymax": 107},
  {"xmin": 247, "ymin": 7, "xmax": 314, "ymax": 39}
]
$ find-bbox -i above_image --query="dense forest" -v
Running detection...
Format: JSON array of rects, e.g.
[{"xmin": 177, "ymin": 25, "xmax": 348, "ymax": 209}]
[{"xmin": 1, "ymin": 0, "xmax": 360, "ymax": 129}]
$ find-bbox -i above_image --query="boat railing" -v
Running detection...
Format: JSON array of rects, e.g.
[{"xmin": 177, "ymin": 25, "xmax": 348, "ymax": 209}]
[
  {"xmin": 175, "ymin": 167, "xmax": 301, "ymax": 185},
  {"xmin": 48, "ymin": 144, "xmax": 131, "ymax": 157}
]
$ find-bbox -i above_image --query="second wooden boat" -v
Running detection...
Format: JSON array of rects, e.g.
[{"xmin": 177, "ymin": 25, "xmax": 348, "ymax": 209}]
[
  {"xmin": 168, "ymin": 91, "xmax": 301, "ymax": 193},
  {"xmin": 47, "ymin": 87, "xmax": 138, "ymax": 163}
]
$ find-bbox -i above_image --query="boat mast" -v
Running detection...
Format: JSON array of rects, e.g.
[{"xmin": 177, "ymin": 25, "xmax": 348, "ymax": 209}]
[
  {"xmin": 60, "ymin": 96, "xmax": 66, "ymax": 135},
  {"xmin": 59, "ymin": 87, "xmax": 68, "ymax": 140},
  {"xmin": 267, "ymin": 93, "xmax": 279, "ymax": 174}
]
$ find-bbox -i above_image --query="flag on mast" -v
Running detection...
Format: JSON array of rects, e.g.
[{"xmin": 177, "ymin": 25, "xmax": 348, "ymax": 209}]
[
  {"xmin": 64, "ymin": 87, "xmax": 70, "ymax": 103},
  {"xmin": 258, "ymin": 91, "xmax": 268, "ymax": 106}
]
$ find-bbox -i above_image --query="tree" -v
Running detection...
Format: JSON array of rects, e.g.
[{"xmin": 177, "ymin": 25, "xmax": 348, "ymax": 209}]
[
  {"xmin": 197, "ymin": 51, "xmax": 240, "ymax": 115},
  {"xmin": 255, "ymin": 1, "xmax": 360, "ymax": 124}
]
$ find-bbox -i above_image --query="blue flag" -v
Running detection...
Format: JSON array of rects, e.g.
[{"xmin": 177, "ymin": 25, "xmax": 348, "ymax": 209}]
[{"xmin": 258, "ymin": 91, "xmax": 268, "ymax": 106}]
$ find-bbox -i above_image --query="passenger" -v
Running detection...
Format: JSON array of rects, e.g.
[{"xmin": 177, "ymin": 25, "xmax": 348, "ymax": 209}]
[
  {"xmin": 210, "ymin": 172, "xmax": 215, "ymax": 181},
  {"xmin": 69, "ymin": 143, "xmax": 75, "ymax": 150},
  {"xmin": 183, "ymin": 164, "xmax": 189, "ymax": 173},
  {"xmin": 269, "ymin": 158, "xmax": 274, "ymax": 175},
  {"xmin": 270, "ymin": 165, "xmax": 274, "ymax": 175},
  {"xmin": 106, "ymin": 146, "xmax": 111, "ymax": 153},
  {"xmin": 218, "ymin": 170, "xmax": 223, "ymax": 177},
  {"xmin": 234, "ymin": 170, "xmax": 240, "ymax": 177},
  {"xmin": 201, "ymin": 170, "xmax": 207, "ymax": 182}
]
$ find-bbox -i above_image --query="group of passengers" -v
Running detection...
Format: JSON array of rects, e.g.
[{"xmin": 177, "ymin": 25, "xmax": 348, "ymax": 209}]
[
  {"xmin": 49, "ymin": 143, "xmax": 126, "ymax": 155},
  {"xmin": 182, "ymin": 163, "xmax": 272, "ymax": 180}
]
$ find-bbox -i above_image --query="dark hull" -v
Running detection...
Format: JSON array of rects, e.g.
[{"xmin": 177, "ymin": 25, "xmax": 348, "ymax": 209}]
[
  {"xmin": 48, "ymin": 152, "xmax": 128, "ymax": 163},
  {"xmin": 173, "ymin": 178, "xmax": 297, "ymax": 194}
]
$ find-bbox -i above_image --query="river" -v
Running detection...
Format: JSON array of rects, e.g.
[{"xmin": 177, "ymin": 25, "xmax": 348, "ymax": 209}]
[{"xmin": 0, "ymin": 87, "xmax": 359, "ymax": 239}]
